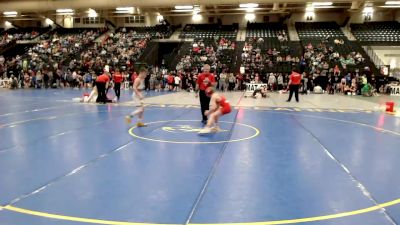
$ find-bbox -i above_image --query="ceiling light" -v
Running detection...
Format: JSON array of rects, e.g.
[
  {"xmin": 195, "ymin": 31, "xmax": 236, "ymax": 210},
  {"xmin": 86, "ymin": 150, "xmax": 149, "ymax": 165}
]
[
  {"xmin": 173, "ymin": 9, "xmax": 194, "ymax": 12},
  {"xmin": 239, "ymin": 3, "xmax": 259, "ymax": 8},
  {"xmin": 385, "ymin": 1, "xmax": 400, "ymax": 4},
  {"xmin": 116, "ymin": 7, "xmax": 134, "ymax": 11},
  {"xmin": 3, "ymin": 11, "xmax": 17, "ymax": 16},
  {"xmin": 381, "ymin": 5, "xmax": 400, "ymax": 7},
  {"xmin": 115, "ymin": 7, "xmax": 134, "ymax": 14},
  {"xmin": 88, "ymin": 8, "xmax": 97, "ymax": 17},
  {"xmin": 157, "ymin": 14, "xmax": 164, "ymax": 22},
  {"xmin": 175, "ymin": 5, "xmax": 193, "ymax": 10},
  {"xmin": 363, "ymin": 7, "xmax": 374, "ymax": 13},
  {"xmin": 312, "ymin": 2, "xmax": 333, "ymax": 6},
  {"xmin": 245, "ymin": 13, "xmax": 256, "ymax": 21},
  {"xmin": 56, "ymin": 9, "xmax": 74, "ymax": 13},
  {"xmin": 192, "ymin": 14, "xmax": 202, "ymax": 21}
]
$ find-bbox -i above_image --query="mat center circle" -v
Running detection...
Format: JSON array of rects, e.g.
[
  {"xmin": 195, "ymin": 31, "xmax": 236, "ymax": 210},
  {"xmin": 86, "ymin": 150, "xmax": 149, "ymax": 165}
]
[{"xmin": 128, "ymin": 120, "xmax": 260, "ymax": 144}]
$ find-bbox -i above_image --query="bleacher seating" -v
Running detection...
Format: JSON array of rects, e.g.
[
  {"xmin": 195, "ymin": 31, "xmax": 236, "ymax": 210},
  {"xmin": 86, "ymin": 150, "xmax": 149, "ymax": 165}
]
[
  {"xmin": 26, "ymin": 27, "xmax": 107, "ymax": 69},
  {"xmin": 3, "ymin": 27, "xmax": 51, "ymax": 41},
  {"xmin": 179, "ymin": 24, "xmax": 238, "ymax": 39},
  {"xmin": 118, "ymin": 25, "xmax": 174, "ymax": 39},
  {"xmin": 77, "ymin": 30, "xmax": 149, "ymax": 72},
  {"xmin": 296, "ymin": 22, "xmax": 345, "ymax": 39},
  {"xmin": 241, "ymin": 22, "xmax": 298, "ymax": 74},
  {"xmin": 350, "ymin": 21, "xmax": 400, "ymax": 44},
  {"xmin": 297, "ymin": 22, "xmax": 377, "ymax": 75},
  {"xmin": 1, "ymin": 27, "xmax": 51, "ymax": 50},
  {"xmin": 246, "ymin": 22, "xmax": 289, "ymax": 39},
  {"xmin": 172, "ymin": 37, "xmax": 236, "ymax": 74}
]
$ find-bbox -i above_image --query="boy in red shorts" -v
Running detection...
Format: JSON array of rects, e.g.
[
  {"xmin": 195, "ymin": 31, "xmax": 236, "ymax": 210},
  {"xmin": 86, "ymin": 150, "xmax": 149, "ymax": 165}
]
[{"xmin": 198, "ymin": 87, "xmax": 231, "ymax": 134}]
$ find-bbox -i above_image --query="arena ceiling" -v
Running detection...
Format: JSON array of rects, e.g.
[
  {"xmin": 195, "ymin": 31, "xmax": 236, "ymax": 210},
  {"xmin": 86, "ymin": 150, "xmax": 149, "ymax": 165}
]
[{"xmin": 0, "ymin": 0, "xmax": 397, "ymax": 19}]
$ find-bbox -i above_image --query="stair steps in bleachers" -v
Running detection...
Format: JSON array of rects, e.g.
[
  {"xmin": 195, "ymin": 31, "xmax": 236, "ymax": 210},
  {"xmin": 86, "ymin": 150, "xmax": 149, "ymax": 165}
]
[
  {"xmin": 95, "ymin": 28, "xmax": 115, "ymax": 43},
  {"xmin": 236, "ymin": 29, "xmax": 246, "ymax": 41},
  {"xmin": 288, "ymin": 23, "xmax": 299, "ymax": 41},
  {"xmin": 341, "ymin": 27, "xmax": 356, "ymax": 41},
  {"xmin": 168, "ymin": 30, "xmax": 182, "ymax": 41}
]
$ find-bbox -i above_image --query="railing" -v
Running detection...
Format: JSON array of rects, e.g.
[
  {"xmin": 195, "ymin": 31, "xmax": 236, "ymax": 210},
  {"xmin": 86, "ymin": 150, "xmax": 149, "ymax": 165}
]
[{"xmin": 363, "ymin": 46, "xmax": 385, "ymax": 68}]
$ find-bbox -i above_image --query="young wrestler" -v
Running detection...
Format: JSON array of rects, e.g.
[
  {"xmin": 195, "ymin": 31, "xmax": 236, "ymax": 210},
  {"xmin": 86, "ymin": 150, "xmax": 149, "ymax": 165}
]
[
  {"xmin": 198, "ymin": 87, "xmax": 231, "ymax": 134},
  {"xmin": 125, "ymin": 67, "xmax": 148, "ymax": 127}
]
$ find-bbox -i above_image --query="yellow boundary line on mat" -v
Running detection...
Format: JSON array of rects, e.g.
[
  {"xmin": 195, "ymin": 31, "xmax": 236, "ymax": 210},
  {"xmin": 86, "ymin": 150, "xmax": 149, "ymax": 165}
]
[
  {"xmin": 128, "ymin": 120, "xmax": 260, "ymax": 144},
  {"xmin": 1, "ymin": 198, "xmax": 400, "ymax": 225}
]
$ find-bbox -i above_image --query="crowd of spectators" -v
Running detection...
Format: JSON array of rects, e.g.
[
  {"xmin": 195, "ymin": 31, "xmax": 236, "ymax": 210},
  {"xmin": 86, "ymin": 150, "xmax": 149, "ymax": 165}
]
[
  {"xmin": 0, "ymin": 28, "xmax": 108, "ymax": 88},
  {"xmin": 1, "ymin": 28, "xmax": 50, "ymax": 48},
  {"xmin": 174, "ymin": 37, "xmax": 235, "ymax": 78},
  {"xmin": 299, "ymin": 40, "xmax": 377, "ymax": 95},
  {"xmin": 0, "ymin": 24, "xmax": 397, "ymax": 97}
]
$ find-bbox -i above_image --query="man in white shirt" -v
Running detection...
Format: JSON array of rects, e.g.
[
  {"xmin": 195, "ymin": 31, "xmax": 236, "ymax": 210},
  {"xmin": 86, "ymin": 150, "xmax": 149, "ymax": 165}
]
[{"xmin": 268, "ymin": 73, "xmax": 276, "ymax": 91}]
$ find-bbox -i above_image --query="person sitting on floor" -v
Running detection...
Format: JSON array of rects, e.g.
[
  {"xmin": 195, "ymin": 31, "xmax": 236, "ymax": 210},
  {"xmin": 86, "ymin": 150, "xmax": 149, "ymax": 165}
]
[{"xmin": 252, "ymin": 85, "xmax": 268, "ymax": 98}]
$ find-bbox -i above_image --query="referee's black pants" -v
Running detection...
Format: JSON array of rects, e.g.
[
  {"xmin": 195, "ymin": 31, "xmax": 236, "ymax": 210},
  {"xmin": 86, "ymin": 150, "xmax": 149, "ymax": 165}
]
[
  {"xmin": 114, "ymin": 82, "xmax": 121, "ymax": 99},
  {"xmin": 199, "ymin": 90, "xmax": 211, "ymax": 122},
  {"xmin": 96, "ymin": 82, "xmax": 107, "ymax": 103},
  {"xmin": 287, "ymin": 84, "xmax": 300, "ymax": 102}
]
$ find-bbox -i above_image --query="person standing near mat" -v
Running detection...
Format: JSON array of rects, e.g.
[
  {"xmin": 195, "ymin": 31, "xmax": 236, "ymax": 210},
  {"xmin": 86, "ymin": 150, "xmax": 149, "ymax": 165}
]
[
  {"xmin": 286, "ymin": 68, "xmax": 301, "ymax": 102},
  {"xmin": 125, "ymin": 66, "xmax": 148, "ymax": 127},
  {"xmin": 196, "ymin": 64, "xmax": 216, "ymax": 124},
  {"xmin": 113, "ymin": 68, "xmax": 123, "ymax": 101},
  {"xmin": 95, "ymin": 71, "xmax": 110, "ymax": 104}
]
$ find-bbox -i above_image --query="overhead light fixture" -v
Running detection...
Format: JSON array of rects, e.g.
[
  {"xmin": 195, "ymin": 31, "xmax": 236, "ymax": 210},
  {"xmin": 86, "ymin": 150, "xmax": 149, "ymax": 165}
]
[
  {"xmin": 363, "ymin": 7, "xmax": 374, "ymax": 13},
  {"xmin": 385, "ymin": 1, "xmax": 400, "ymax": 4},
  {"xmin": 312, "ymin": 2, "xmax": 333, "ymax": 6},
  {"xmin": 192, "ymin": 14, "xmax": 202, "ymax": 21},
  {"xmin": 116, "ymin": 7, "xmax": 134, "ymax": 11},
  {"xmin": 88, "ymin": 8, "xmax": 97, "ymax": 17},
  {"xmin": 3, "ymin": 11, "xmax": 17, "ymax": 16},
  {"xmin": 175, "ymin": 5, "xmax": 193, "ymax": 10},
  {"xmin": 381, "ymin": 5, "xmax": 400, "ymax": 7},
  {"xmin": 157, "ymin": 14, "xmax": 164, "ymax": 22},
  {"xmin": 239, "ymin": 3, "xmax": 259, "ymax": 8},
  {"xmin": 245, "ymin": 13, "xmax": 256, "ymax": 21},
  {"xmin": 116, "ymin": 7, "xmax": 134, "ymax": 14},
  {"xmin": 56, "ymin": 9, "xmax": 74, "ymax": 13},
  {"xmin": 173, "ymin": 9, "xmax": 194, "ymax": 12}
]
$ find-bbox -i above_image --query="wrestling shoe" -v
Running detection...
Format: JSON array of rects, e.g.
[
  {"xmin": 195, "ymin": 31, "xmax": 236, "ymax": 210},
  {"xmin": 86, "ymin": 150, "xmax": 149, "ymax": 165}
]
[
  {"xmin": 211, "ymin": 126, "xmax": 222, "ymax": 132},
  {"xmin": 198, "ymin": 127, "xmax": 213, "ymax": 134},
  {"xmin": 136, "ymin": 122, "xmax": 147, "ymax": 127}
]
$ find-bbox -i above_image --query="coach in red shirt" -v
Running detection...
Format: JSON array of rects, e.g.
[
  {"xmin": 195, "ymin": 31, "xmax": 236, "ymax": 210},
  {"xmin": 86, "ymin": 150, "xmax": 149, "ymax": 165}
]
[
  {"xmin": 196, "ymin": 64, "xmax": 216, "ymax": 123},
  {"xmin": 113, "ymin": 69, "xmax": 123, "ymax": 100},
  {"xmin": 287, "ymin": 68, "xmax": 301, "ymax": 102},
  {"xmin": 96, "ymin": 73, "xmax": 110, "ymax": 103}
]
